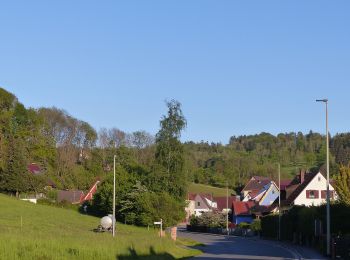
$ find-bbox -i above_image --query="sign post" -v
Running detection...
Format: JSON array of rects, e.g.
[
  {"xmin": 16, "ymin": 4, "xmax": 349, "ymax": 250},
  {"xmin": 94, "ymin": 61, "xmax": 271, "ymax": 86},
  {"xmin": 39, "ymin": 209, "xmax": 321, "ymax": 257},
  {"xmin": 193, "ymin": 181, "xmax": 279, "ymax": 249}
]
[{"xmin": 154, "ymin": 219, "xmax": 163, "ymax": 238}]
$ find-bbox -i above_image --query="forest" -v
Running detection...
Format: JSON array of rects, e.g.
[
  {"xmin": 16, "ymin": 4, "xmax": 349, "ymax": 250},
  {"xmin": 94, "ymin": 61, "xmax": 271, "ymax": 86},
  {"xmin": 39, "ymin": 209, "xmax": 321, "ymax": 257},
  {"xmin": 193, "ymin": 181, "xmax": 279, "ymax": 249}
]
[{"xmin": 1, "ymin": 87, "xmax": 350, "ymax": 224}]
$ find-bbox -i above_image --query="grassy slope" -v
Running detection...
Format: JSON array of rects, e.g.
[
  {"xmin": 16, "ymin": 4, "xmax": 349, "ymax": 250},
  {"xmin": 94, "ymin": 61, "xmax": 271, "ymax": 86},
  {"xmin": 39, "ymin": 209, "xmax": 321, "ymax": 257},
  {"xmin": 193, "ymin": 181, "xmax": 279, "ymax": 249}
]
[
  {"xmin": 188, "ymin": 183, "xmax": 235, "ymax": 196},
  {"xmin": 0, "ymin": 194, "xmax": 200, "ymax": 260}
]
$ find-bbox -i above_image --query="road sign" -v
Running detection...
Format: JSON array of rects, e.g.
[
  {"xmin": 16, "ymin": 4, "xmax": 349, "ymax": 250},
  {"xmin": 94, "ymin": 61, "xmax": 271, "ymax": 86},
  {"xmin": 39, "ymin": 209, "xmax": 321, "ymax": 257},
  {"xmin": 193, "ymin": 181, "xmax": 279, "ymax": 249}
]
[{"xmin": 154, "ymin": 221, "xmax": 162, "ymax": 225}]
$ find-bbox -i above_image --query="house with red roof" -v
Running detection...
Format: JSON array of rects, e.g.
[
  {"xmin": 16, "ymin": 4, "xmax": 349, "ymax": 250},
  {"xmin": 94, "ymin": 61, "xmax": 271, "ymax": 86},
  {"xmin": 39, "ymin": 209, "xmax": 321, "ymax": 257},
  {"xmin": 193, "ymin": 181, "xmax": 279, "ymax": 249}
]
[
  {"xmin": 56, "ymin": 180, "xmax": 100, "ymax": 205},
  {"xmin": 232, "ymin": 201, "xmax": 255, "ymax": 225},
  {"xmin": 214, "ymin": 196, "xmax": 239, "ymax": 214},
  {"xmin": 80, "ymin": 180, "xmax": 100, "ymax": 203}
]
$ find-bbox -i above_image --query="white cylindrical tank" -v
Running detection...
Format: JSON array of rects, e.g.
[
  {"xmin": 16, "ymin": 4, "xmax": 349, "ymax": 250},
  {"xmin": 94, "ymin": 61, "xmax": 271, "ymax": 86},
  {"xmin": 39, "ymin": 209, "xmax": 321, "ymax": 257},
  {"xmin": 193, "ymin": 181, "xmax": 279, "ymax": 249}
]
[{"xmin": 100, "ymin": 216, "xmax": 112, "ymax": 229}]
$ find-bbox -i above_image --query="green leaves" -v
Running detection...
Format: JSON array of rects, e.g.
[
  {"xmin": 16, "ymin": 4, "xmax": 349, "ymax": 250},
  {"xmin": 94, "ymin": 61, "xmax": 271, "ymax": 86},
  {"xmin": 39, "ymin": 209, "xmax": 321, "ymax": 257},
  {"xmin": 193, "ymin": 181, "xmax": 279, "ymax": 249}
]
[
  {"xmin": 154, "ymin": 100, "xmax": 187, "ymax": 201},
  {"xmin": 335, "ymin": 166, "xmax": 350, "ymax": 205}
]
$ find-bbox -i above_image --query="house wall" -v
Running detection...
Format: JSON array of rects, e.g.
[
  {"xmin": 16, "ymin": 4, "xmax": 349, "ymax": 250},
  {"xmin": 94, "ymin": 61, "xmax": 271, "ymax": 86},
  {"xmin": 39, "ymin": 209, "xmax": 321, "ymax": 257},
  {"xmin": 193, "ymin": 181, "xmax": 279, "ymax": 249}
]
[
  {"xmin": 193, "ymin": 195, "xmax": 212, "ymax": 216},
  {"xmin": 294, "ymin": 172, "xmax": 337, "ymax": 206},
  {"xmin": 260, "ymin": 183, "xmax": 279, "ymax": 206},
  {"xmin": 232, "ymin": 215, "xmax": 253, "ymax": 225},
  {"xmin": 185, "ymin": 200, "xmax": 195, "ymax": 220}
]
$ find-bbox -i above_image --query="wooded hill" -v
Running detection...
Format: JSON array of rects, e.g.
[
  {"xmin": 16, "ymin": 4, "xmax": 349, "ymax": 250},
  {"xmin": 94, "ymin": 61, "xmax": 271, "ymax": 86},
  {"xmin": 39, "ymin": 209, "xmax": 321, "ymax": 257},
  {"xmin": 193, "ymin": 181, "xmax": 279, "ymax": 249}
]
[{"xmin": 1, "ymin": 87, "xmax": 350, "ymax": 196}]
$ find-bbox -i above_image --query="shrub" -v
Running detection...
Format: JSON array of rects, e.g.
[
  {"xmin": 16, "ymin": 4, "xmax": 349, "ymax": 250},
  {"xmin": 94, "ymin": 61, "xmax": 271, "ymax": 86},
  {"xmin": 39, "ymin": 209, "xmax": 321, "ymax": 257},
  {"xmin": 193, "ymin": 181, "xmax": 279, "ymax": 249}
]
[
  {"xmin": 238, "ymin": 222, "xmax": 250, "ymax": 230},
  {"xmin": 250, "ymin": 219, "xmax": 261, "ymax": 232}
]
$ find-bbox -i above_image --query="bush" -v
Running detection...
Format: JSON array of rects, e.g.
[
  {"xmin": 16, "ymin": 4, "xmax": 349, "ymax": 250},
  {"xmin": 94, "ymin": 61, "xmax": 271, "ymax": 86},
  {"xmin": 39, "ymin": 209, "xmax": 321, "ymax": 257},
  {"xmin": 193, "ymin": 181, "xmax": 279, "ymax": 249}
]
[
  {"xmin": 238, "ymin": 222, "xmax": 250, "ymax": 230},
  {"xmin": 250, "ymin": 219, "xmax": 261, "ymax": 232},
  {"xmin": 190, "ymin": 212, "xmax": 226, "ymax": 228}
]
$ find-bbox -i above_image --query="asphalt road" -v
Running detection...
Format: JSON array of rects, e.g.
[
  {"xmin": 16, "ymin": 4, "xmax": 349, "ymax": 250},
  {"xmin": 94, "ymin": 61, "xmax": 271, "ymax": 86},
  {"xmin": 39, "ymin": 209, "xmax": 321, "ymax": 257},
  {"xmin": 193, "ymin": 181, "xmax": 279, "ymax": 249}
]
[{"xmin": 177, "ymin": 227, "xmax": 327, "ymax": 260}]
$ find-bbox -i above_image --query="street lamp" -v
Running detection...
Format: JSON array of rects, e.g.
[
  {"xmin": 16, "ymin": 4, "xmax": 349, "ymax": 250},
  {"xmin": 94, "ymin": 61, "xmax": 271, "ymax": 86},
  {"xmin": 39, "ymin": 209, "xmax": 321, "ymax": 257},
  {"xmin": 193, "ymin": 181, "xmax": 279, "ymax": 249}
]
[
  {"xmin": 316, "ymin": 99, "xmax": 330, "ymax": 255},
  {"xmin": 112, "ymin": 155, "xmax": 116, "ymax": 237},
  {"xmin": 226, "ymin": 181, "xmax": 229, "ymax": 236},
  {"xmin": 277, "ymin": 163, "xmax": 281, "ymax": 241}
]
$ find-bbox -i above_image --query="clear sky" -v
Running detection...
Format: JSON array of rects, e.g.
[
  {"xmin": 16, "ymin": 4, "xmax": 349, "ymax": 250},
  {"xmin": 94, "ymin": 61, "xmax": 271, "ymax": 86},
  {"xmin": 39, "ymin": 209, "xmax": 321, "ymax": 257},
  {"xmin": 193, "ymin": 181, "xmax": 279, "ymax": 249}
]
[{"xmin": 1, "ymin": 1, "xmax": 349, "ymax": 144}]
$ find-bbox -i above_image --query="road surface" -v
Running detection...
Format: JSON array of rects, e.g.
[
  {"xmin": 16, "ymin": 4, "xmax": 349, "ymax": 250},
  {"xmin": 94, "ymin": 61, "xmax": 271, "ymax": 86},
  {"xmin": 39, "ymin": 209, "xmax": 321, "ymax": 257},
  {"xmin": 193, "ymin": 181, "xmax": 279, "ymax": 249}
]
[{"xmin": 177, "ymin": 227, "xmax": 327, "ymax": 260}]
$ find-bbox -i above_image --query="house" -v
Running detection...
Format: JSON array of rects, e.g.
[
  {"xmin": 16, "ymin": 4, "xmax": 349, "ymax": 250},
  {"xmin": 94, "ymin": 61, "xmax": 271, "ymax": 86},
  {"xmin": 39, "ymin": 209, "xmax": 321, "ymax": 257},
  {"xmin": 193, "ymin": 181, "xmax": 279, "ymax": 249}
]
[
  {"xmin": 27, "ymin": 163, "xmax": 42, "ymax": 175},
  {"xmin": 284, "ymin": 170, "xmax": 337, "ymax": 207},
  {"xmin": 241, "ymin": 176, "xmax": 271, "ymax": 201},
  {"xmin": 80, "ymin": 180, "xmax": 100, "ymax": 203},
  {"xmin": 255, "ymin": 181, "xmax": 279, "ymax": 206},
  {"xmin": 241, "ymin": 176, "xmax": 279, "ymax": 206},
  {"xmin": 214, "ymin": 196, "xmax": 239, "ymax": 214},
  {"xmin": 231, "ymin": 201, "xmax": 255, "ymax": 225},
  {"xmin": 279, "ymin": 179, "xmax": 293, "ymax": 200},
  {"xmin": 185, "ymin": 193, "xmax": 217, "ymax": 220},
  {"xmin": 57, "ymin": 190, "xmax": 84, "ymax": 204}
]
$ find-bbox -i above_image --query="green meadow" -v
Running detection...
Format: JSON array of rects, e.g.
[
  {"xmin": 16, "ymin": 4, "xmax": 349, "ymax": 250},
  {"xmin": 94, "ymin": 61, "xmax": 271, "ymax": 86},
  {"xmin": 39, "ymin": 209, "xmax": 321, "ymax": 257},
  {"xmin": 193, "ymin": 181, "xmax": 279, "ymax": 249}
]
[
  {"xmin": 0, "ymin": 194, "xmax": 200, "ymax": 260},
  {"xmin": 188, "ymin": 183, "xmax": 234, "ymax": 197}
]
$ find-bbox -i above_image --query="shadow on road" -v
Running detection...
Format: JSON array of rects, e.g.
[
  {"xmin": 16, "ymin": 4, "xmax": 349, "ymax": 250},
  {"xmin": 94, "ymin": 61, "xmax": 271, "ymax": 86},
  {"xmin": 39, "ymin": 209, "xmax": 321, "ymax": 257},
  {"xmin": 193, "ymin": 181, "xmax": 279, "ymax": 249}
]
[{"xmin": 178, "ymin": 228, "xmax": 299, "ymax": 260}]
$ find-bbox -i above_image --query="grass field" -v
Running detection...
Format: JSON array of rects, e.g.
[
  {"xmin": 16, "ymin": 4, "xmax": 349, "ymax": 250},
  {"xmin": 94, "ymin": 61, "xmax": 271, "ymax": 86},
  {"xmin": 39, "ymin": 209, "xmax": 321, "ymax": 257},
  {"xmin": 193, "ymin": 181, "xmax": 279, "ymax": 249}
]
[
  {"xmin": 0, "ymin": 194, "xmax": 201, "ymax": 260},
  {"xmin": 188, "ymin": 183, "xmax": 235, "ymax": 196}
]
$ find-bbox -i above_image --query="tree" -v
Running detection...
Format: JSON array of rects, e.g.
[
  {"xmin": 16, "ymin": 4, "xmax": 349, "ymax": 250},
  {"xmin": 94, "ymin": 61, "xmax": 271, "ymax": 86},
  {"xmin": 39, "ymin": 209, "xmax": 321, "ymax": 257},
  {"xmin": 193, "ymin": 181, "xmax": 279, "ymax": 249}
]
[
  {"xmin": 335, "ymin": 165, "xmax": 350, "ymax": 205},
  {"xmin": 153, "ymin": 100, "xmax": 187, "ymax": 200}
]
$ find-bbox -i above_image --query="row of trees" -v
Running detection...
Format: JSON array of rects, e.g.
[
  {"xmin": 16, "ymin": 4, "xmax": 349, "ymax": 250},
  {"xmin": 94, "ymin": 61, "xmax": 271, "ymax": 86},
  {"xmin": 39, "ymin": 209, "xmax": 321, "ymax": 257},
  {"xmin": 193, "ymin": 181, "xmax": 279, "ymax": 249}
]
[
  {"xmin": 183, "ymin": 131, "xmax": 350, "ymax": 189},
  {"xmin": 1, "ymin": 87, "xmax": 350, "ymax": 226}
]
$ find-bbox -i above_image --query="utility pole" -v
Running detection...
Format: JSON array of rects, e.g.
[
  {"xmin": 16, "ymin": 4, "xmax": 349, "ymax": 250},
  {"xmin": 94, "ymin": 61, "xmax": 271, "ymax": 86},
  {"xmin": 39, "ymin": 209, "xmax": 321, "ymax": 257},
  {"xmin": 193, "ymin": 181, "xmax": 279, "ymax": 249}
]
[
  {"xmin": 112, "ymin": 155, "xmax": 116, "ymax": 237},
  {"xmin": 278, "ymin": 162, "xmax": 281, "ymax": 241},
  {"xmin": 226, "ymin": 181, "xmax": 229, "ymax": 236},
  {"xmin": 316, "ymin": 99, "xmax": 330, "ymax": 255}
]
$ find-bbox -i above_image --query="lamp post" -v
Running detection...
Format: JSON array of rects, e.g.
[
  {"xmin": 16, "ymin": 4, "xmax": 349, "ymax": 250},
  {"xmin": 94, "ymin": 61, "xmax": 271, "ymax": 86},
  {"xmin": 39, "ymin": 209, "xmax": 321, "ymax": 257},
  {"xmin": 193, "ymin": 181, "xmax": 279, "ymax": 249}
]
[
  {"xmin": 316, "ymin": 99, "xmax": 330, "ymax": 255},
  {"xmin": 112, "ymin": 155, "xmax": 116, "ymax": 237},
  {"xmin": 226, "ymin": 181, "xmax": 229, "ymax": 236},
  {"xmin": 278, "ymin": 162, "xmax": 281, "ymax": 241}
]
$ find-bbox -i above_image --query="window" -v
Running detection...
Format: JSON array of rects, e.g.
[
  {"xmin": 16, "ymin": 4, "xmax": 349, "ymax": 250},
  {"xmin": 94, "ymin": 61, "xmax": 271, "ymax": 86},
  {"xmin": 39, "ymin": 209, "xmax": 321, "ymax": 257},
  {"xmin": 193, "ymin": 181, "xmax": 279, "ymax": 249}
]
[
  {"xmin": 318, "ymin": 176, "xmax": 321, "ymax": 182},
  {"xmin": 306, "ymin": 190, "xmax": 319, "ymax": 199},
  {"xmin": 321, "ymin": 190, "xmax": 334, "ymax": 199},
  {"xmin": 309, "ymin": 191, "xmax": 315, "ymax": 199},
  {"xmin": 197, "ymin": 202, "xmax": 201, "ymax": 207}
]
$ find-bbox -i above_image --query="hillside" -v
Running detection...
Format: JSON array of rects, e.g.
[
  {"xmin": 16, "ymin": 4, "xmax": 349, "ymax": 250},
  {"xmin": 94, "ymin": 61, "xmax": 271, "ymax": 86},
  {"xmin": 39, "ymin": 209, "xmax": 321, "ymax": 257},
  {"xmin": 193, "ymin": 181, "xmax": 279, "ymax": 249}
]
[
  {"xmin": 188, "ymin": 183, "xmax": 235, "ymax": 197},
  {"xmin": 0, "ymin": 194, "xmax": 200, "ymax": 259}
]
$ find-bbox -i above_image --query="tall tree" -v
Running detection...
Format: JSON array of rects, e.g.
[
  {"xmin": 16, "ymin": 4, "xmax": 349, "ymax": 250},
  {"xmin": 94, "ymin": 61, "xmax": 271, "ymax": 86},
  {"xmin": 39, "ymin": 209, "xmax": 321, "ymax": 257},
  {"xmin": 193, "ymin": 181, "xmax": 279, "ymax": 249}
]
[
  {"xmin": 154, "ymin": 100, "xmax": 187, "ymax": 200},
  {"xmin": 335, "ymin": 165, "xmax": 350, "ymax": 205}
]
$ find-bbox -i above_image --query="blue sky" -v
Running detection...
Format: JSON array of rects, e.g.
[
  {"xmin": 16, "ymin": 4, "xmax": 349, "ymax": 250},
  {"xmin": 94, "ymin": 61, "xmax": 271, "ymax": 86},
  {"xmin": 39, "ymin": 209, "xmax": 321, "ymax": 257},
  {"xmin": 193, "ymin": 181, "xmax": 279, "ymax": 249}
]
[{"xmin": 1, "ymin": 1, "xmax": 349, "ymax": 143}]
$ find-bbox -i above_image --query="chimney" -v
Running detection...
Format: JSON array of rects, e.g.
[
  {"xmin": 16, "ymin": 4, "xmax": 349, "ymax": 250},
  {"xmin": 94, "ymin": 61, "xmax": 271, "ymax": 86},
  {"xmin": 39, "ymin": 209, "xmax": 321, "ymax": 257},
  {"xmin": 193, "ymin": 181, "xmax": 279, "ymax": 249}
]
[{"xmin": 300, "ymin": 170, "xmax": 305, "ymax": 184}]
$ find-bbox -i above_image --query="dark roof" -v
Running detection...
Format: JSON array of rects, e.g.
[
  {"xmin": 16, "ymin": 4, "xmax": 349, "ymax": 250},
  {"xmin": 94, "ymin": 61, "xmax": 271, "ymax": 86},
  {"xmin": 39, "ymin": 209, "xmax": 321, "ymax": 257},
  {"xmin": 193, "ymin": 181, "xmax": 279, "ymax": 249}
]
[
  {"xmin": 251, "ymin": 197, "xmax": 279, "ymax": 215},
  {"xmin": 242, "ymin": 176, "xmax": 271, "ymax": 193},
  {"xmin": 214, "ymin": 196, "xmax": 238, "ymax": 211},
  {"xmin": 280, "ymin": 179, "xmax": 293, "ymax": 191},
  {"xmin": 232, "ymin": 201, "xmax": 255, "ymax": 215},
  {"xmin": 57, "ymin": 190, "xmax": 84, "ymax": 204}
]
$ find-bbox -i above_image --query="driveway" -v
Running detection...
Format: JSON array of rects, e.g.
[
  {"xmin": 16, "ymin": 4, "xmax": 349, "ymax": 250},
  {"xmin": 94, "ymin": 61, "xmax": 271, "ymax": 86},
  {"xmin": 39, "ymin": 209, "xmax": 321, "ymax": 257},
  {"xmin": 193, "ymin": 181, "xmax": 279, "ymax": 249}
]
[{"xmin": 177, "ymin": 227, "xmax": 327, "ymax": 260}]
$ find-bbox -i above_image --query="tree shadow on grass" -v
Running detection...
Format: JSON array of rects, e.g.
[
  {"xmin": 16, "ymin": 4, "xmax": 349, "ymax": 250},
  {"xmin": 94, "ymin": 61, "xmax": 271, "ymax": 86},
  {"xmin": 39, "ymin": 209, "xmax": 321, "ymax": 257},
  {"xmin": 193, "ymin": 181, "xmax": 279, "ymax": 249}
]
[{"xmin": 116, "ymin": 246, "xmax": 178, "ymax": 260}]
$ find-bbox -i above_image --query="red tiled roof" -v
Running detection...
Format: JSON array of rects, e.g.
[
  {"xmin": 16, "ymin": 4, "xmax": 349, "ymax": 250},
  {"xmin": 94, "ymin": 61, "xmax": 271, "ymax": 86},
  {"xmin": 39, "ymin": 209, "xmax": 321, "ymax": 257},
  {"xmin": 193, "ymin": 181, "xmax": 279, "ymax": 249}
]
[
  {"xmin": 242, "ymin": 176, "xmax": 271, "ymax": 192},
  {"xmin": 214, "ymin": 196, "xmax": 238, "ymax": 211},
  {"xmin": 232, "ymin": 201, "xmax": 255, "ymax": 215},
  {"xmin": 81, "ymin": 180, "xmax": 100, "ymax": 202},
  {"xmin": 187, "ymin": 193, "xmax": 197, "ymax": 200},
  {"xmin": 187, "ymin": 193, "xmax": 214, "ymax": 201}
]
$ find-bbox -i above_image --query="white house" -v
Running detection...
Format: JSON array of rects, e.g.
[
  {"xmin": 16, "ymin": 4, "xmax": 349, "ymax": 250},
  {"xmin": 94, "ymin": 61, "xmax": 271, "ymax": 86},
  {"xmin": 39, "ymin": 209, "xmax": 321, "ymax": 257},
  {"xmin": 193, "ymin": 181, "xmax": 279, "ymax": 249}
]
[{"xmin": 285, "ymin": 171, "xmax": 337, "ymax": 207}]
